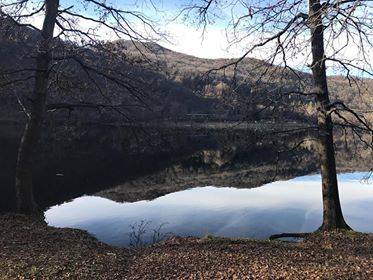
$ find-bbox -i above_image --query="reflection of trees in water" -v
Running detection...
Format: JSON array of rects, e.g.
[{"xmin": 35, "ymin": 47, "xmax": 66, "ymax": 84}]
[
  {"xmin": 0, "ymin": 124, "xmax": 371, "ymax": 211},
  {"xmin": 98, "ymin": 128, "xmax": 372, "ymax": 203},
  {"xmin": 0, "ymin": 124, "xmax": 214, "ymax": 211},
  {"xmin": 201, "ymin": 146, "xmax": 238, "ymax": 168}
]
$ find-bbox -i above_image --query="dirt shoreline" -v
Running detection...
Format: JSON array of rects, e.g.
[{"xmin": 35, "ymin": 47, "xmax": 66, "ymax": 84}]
[{"xmin": 1, "ymin": 213, "xmax": 372, "ymax": 279}]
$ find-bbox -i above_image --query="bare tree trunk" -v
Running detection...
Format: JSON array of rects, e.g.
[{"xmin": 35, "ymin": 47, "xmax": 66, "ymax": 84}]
[
  {"xmin": 308, "ymin": 0, "xmax": 350, "ymax": 230},
  {"xmin": 15, "ymin": 0, "xmax": 59, "ymax": 213}
]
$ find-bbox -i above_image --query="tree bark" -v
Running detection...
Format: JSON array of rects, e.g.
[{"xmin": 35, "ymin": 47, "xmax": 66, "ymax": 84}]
[
  {"xmin": 308, "ymin": 0, "xmax": 350, "ymax": 230},
  {"xmin": 15, "ymin": 0, "xmax": 59, "ymax": 213}
]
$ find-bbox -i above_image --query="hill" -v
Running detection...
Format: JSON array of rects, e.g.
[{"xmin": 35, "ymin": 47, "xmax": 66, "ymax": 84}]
[
  {"xmin": 116, "ymin": 40, "xmax": 372, "ymax": 122},
  {"xmin": 0, "ymin": 20, "xmax": 371, "ymax": 124}
]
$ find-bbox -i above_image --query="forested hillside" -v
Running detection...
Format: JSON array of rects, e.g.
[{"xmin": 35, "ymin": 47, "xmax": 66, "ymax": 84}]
[
  {"xmin": 0, "ymin": 19, "xmax": 371, "ymax": 124},
  {"xmin": 118, "ymin": 41, "xmax": 372, "ymax": 122}
]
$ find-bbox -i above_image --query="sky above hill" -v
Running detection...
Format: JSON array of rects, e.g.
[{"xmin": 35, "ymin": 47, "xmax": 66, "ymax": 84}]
[
  {"xmin": 18, "ymin": 0, "xmax": 373, "ymax": 76},
  {"xmin": 118, "ymin": 0, "xmax": 247, "ymax": 58},
  {"xmin": 26, "ymin": 0, "xmax": 241, "ymax": 59}
]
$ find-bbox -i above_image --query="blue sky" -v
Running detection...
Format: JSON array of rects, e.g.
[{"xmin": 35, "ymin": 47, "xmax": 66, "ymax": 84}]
[{"xmin": 59, "ymin": 0, "xmax": 229, "ymax": 28}]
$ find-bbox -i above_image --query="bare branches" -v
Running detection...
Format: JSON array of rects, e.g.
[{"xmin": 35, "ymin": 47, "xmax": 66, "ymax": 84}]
[
  {"xmin": 54, "ymin": 0, "xmax": 165, "ymax": 46},
  {"xmin": 329, "ymin": 100, "xmax": 372, "ymax": 132},
  {"xmin": 0, "ymin": 0, "xmax": 169, "ymax": 124},
  {"xmin": 179, "ymin": 0, "xmax": 371, "ymax": 136},
  {"xmin": 205, "ymin": 12, "xmax": 308, "ymax": 74}
]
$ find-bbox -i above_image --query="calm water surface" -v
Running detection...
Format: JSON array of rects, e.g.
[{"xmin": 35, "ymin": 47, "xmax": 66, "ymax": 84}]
[{"xmin": 45, "ymin": 172, "xmax": 373, "ymax": 247}]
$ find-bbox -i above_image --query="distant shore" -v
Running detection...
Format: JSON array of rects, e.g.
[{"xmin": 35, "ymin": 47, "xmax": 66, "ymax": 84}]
[
  {"xmin": 1, "ymin": 213, "xmax": 372, "ymax": 279},
  {"xmin": 0, "ymin": 118, "xmax": 311, "ymax": 130}
]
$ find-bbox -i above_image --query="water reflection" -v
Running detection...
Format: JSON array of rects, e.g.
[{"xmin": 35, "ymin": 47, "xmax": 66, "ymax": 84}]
[
  {"xmin": 45, "ymin": 172, "xmax": 373, "ymax": 247},
  {"xmin": 1, "ymin": 124, "xmax": 371, "ymax": 211}
]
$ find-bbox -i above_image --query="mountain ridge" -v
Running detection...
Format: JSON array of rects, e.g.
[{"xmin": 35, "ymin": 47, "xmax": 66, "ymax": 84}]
[{"xmin": 0, "ymin": 20, "xmax": 371, "ymax": 124}]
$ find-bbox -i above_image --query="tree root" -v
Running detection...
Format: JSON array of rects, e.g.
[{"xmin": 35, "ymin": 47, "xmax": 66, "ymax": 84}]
[{"xmin": 269, "ymin": 232, "xmax": 311, "ymax": 241}]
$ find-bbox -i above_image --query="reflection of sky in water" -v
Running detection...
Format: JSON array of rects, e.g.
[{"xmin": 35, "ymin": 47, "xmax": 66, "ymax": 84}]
[{"xmin": 45, "ymin": 172, "xmax": 373, "ymax": 247}]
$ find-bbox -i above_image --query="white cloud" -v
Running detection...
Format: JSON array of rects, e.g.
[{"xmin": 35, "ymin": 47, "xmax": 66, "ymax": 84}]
[
  {"xmin": 25, "ymin": 12, "xmax": 372, "ymax": 76},
  {"xmin": 158, "ymin": 23, "xmax": 245, "ymax": 59},
  {"xmin": 27, "ymin": 12, "xmax": 244, "ymax": 59}
]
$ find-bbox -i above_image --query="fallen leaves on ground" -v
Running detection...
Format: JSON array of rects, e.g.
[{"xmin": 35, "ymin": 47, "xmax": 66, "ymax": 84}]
[
  {"xmin": 0, "ymin": 214, "xmax": 130, "ymax": 279},
  {"xmin": 1, "ymin": 214, "xmax": 372, "ymax": 279},
  {"xmin": 126, "ymin": 234, "xmax": 373, "ymax": 279}
]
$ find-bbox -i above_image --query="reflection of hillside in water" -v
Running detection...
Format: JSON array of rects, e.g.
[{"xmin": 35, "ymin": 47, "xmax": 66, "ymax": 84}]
[
  {"xmin": 0, "ymin": 124, "xmax": 371, "ymax": 211},
  {"xmin": 201, "ymin": 146, "xmax": 238, "ymax": 168},
  {"xmin": 0, "ymin": 124, "xmax": 212, "ymax": 211},
  {"xmin": 98, "ymin": 130, "xmax": 372, "ymax": 203}
]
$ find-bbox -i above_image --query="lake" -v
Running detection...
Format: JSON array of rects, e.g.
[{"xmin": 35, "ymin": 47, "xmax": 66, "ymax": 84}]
[
  {"xmin": 1, "ymin": 124, "xmax": 372, "ymax": 246},
  {"xmin": 45, "ymin": 172, "xmax": 373, "ymax": 247}
]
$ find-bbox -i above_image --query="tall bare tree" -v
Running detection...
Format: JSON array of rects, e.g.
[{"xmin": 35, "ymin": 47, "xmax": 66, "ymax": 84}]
[
  {"xmin": 0, "ymin": 0, "xmax": 163, "ymax": 213},
  {"xmin": 182, "ymin": 0, "xmax": 372, "ymax": 233}
]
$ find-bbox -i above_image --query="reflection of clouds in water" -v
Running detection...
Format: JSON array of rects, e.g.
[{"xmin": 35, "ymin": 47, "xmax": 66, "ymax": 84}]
[
  {"xmin": 291, "ymin": 172, "xmax": 372, "ymax": 183},
  {"xmin": 45, "ymin": 172, "xmax": 373, "ymax": 247}
]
